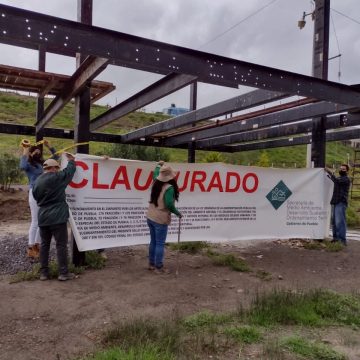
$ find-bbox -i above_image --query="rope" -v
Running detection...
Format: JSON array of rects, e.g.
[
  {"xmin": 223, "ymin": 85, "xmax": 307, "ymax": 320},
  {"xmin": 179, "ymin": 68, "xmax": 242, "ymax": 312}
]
[{"xmin": 53, "ymin": 142, "xmax": 89, "ymax": 155}]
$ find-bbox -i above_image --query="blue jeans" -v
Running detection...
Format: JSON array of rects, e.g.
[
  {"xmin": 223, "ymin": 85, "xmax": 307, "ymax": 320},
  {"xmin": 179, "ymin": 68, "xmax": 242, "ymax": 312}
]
[
  {"xmin": 147, "ymin": 218, "xmax": 168, "ymax": 269},
  {"xmin": 331, "ymin": 203, "xmax": 347, "ymax": 245}
]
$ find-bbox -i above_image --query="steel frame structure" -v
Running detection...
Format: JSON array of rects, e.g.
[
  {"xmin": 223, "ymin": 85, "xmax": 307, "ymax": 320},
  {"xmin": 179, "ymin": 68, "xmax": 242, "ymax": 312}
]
[
  {"xmin": 0, "ymin": 64, "xmax": 115, "ymax": 102},
  {"xmin": 0, "ymin": 2, "xmax": 359, "ymax": 157}
]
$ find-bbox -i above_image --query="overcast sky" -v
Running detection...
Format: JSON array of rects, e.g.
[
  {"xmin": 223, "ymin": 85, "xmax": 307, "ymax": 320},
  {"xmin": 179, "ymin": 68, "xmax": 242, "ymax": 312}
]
[{"xmin": 0, "ymin": 0, "xmax": 359, "ymax": 113}]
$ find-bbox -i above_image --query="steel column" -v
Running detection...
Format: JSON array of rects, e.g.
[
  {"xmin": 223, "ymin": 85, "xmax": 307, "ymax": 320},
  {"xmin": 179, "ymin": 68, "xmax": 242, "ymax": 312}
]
[
  {"xmin": 188, "ymin": 82, "xmax": 197, "ymax": 163},
  {"xmin": 72, "ymin": 0, "xmax": 93, "ymax": 267},
  {"xmin": 311, "ymin": 0, "xmax": 330, "ymax": 168},
  {"xmin": 35, "ymin": 46, "xmax": 46, "ymax": 143}
]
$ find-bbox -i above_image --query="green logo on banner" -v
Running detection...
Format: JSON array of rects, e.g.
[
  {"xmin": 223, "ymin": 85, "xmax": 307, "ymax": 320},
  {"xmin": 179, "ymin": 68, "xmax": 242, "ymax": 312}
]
[{"xmin": 266, "ymin": 180, "xmax": 292, "ymax": 210}]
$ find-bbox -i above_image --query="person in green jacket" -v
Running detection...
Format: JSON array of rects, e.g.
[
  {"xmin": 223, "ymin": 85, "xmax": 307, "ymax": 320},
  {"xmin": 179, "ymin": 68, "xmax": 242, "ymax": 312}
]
[
  {"xmin": 32, "ymin": 153, "xmax": 76, "ymax": 281},
  {"xmin": 146, "ymin": 161, "xmax": 182, "ymax": 274}
]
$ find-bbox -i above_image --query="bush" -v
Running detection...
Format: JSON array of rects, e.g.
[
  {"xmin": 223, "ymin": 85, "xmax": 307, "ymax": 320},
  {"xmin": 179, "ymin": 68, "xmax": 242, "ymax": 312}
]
[
  {"xmin": 283, "ymin": 336, "xmax": 346, "ymax": 360},
  {"xmin": 0, "ymin": 153, "xmax": 23, "ymax": 190},
  {"xmin": 107, "ymin": 144, "xmax": 170, "ymax": 162},
  {"xmin": 347, "ymin": 203, "xmax": 360, "ymax": 227},
  {"xmin": 202, "ymin": 152, "xmax": 224, "ymax": 163},
  {"xmin": 168, "ymin": 241, "xmax": 209, "ymax": 253},
  {"xmin": 256, "ymin": 151, "xmax": 270, "ymax": 167}
]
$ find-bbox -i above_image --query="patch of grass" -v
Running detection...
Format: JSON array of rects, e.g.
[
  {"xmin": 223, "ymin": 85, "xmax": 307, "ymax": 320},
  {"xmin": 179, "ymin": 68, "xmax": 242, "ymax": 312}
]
[
  {"xmin": 77, "ymin": 289, "xmax": 360, "ymax": 360},
  {"xmin": 245, "ymin": 289, "xmax": 360, "ymax": 327},
  {"xmin": 223, "ymin": 325, "xmax": 262, "ymax": 344},
  {"xmin": 168, "ymin": 241, "xmax": 209, "ymax": 254},
  {"xmin": 182, "ymin": 311, "xmax": 232, "ymax": 330},
  {"xmin": 10, "ymin": 263, "xmax": 41, "ymax": 283},
  {"xmin": 10, "ymin": 251, "xmax": 106, "ymax": 283},
  {"xmin": 10, "ymin": 260, "xmax": 85, "ymax": 283},
  {"xmin": 85, "ymin": 251, "xmax": 107, "ymax": 269},
  {"xmin": 303, "ymin": 240, "xmax": 345, "ymax": 252},
  {"xmin": 79, "ymin": 344, "xmax": 174, "ymax": 360},
  {"xmin": 103, "ymin": 318, "xmax": 181, "ymax": 355},
  {"xmin": 103, "ymin": 316, "xmax": 229, "ymax": 359},
  {"xmin": 324, "ymin": 241, "xmax": 345, "ymax": 252},
  {"xmin": 206, "ymin": 249, "xmax": 250, "ymax": 272},
  {"xmin": 283, "ymin": 336, "xmax": 346, "ymax": 360},
  {"xmin": 255, "ymin": 269, "xmax": 272, "ymax": 281}
]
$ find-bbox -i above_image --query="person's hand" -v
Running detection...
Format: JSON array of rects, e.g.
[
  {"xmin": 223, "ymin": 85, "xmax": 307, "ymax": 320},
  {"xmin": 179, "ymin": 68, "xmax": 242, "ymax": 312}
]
[
  {"xmin": 158, "ymin": 160, "xmax": 164, "ymax": 166},
  {"xmin": 43, "ymin": 139, "xmax": 50, "ymax": 147},
  {"xmin": 65, "ymin": 152, "xmax": 75, "ymax": 161},
  {"xmin": 103, "ymin": 155, "xmax": 110, "ymax": 160},
  {"xmin": 325, "ymin": 167, "xmax": 332, "ymax": 174}
]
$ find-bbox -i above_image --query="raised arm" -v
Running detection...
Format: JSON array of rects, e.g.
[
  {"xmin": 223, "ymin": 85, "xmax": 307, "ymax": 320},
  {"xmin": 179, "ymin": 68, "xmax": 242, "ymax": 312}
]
[
  {"xmin": 44, "ymin": 139, "xmax": 59, "ymax": 160},
  {"xmin": 164, "ymin": 186, "xmax": 181, "ymax": 217},
  {"xmin": 57, "ymin": 153, "xmax": 76, "ymax": 184},
  {"xmin": 19, "ymin": 146, "xmax": 30, "ymax": 170},
  {"xmin": 152, "ymin": 160, "xmax": 164, "ymax": 180}
]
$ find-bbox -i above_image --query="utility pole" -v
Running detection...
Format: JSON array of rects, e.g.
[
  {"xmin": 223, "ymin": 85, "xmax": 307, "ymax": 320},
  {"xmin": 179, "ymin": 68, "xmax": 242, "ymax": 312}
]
[{"xmin": 306, "ymin": 0, "xmax": 330, "ymax": 168}]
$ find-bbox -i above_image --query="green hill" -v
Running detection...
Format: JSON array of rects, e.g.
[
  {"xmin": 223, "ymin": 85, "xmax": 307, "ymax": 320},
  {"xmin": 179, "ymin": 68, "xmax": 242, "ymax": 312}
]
[
  {"xmin": 0, "ymin": 91, "xmax": 355, "ymax": 167},
  {"xmin": 1, "ymin": 90, "xmax": 359, "ymax": 225}
]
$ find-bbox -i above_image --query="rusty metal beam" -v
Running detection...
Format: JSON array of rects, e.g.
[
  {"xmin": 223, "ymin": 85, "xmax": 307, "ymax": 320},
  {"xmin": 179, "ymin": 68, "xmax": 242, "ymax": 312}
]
[
  {"xmin": 38, "ymin": 77, "xmax": 57, "ymax": 97},
  {"xmin": 35, "ymin": 55, "xmax": 108, "ymax": 131},
  {"xmin": 2, "ymin": 114, "xmax": 360, "ymax": 153},
  {"xmin": 0, "ymin": 64, "xmax": 115, "ymax": 101},
  {"xmin": 165, "ymin": 101, "xmax": 353, "ymax": 147},
  {"xmin": 196, "ymin": 113, "xmax": 360, "ymax": 149},
  {"xmin": 122, "ymin": 89, "xmax": 288, "ymax": 143},
  {"xmin": 226, "ymin": 128, "xmax": 360, "ymax": 153},
  {"xmin": 90, "ymin": 73, "xmax": 197, "ymax": 131}
]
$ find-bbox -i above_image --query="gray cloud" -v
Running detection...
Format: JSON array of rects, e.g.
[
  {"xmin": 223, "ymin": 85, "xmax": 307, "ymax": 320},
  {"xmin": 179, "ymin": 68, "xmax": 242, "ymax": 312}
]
[{"xmin": 0, "ymin": 0, "xmax": 359, "ymax": 113}]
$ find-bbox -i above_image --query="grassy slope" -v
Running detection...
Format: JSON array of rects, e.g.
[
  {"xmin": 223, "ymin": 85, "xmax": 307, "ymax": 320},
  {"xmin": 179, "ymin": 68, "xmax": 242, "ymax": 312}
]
[{"xmin": 0, "ymin": 91, "xmax": 355, "ymax": 166}]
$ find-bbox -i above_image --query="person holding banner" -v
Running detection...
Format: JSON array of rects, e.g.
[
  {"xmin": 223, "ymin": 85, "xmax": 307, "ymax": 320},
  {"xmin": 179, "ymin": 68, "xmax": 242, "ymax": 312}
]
[
  {"xmin": 19, "ymin": 139, "xmax": 58, "ymax": 259},
  {"xmin": 146, "ymin": 161, "xmax": 182, "ymax": 274},
  {"xmin": 32, "ymin": 153, "xmax": 76, "ymax": 281},
  {"xmin": 325, "ymin": 164, "xmax": 351, "ymax": 246}
]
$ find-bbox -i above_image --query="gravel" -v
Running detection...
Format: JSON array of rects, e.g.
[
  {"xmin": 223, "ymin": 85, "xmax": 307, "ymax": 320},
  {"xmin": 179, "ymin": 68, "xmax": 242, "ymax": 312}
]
[{"xmin": 0, "ymin": 234, "xmax": 58, "ymax": 275}]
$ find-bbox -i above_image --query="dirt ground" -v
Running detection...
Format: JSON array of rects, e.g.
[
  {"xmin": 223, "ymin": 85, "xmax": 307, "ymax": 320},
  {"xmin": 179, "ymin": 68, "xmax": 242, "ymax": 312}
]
[{"xmin": 1, "ymin": 190, "xmax": 360, "ymax": 360}]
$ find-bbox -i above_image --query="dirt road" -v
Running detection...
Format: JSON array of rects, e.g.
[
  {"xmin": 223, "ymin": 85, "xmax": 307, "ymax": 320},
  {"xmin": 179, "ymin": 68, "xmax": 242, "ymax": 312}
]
[{"xmin": 1, "ymin": 219, "xmax": 360, "ymax": 360}]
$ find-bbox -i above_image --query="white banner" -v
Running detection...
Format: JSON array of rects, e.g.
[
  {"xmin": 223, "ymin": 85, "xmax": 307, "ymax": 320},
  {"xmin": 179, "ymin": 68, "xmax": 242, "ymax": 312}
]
[{"xmin": 64, "ymin": 154, "xmax": 333, "ymax": 251}]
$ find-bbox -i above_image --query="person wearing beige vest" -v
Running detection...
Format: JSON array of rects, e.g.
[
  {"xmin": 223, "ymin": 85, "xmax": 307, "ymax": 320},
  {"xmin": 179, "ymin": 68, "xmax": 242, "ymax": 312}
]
[{"xmin": 146, "ymin": 161, "xmax": 182, "ymax": 273}]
